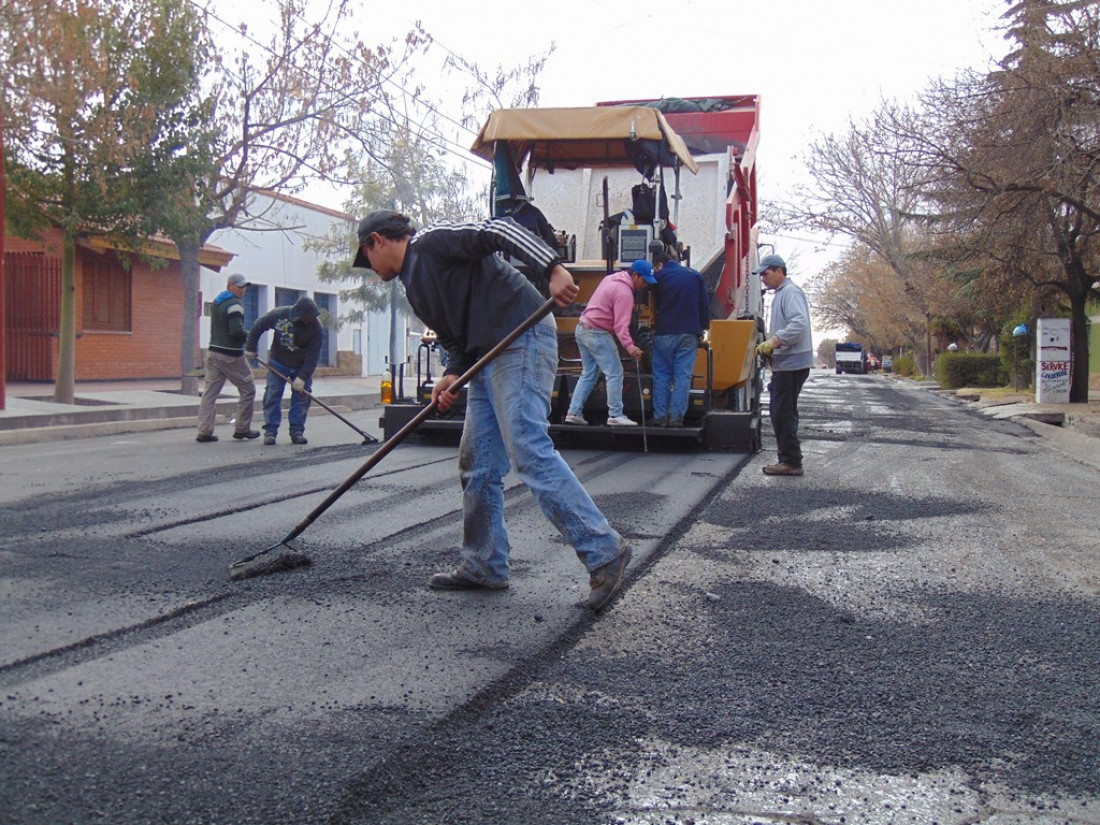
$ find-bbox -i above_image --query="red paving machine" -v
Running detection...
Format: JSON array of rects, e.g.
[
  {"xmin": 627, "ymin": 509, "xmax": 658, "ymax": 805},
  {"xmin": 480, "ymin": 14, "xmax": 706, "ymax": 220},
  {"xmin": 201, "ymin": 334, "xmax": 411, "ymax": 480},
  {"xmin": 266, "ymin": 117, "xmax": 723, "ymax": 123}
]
[{"xmin": 382, "ymin": 95, "xmax": 765, "ymax": 451}]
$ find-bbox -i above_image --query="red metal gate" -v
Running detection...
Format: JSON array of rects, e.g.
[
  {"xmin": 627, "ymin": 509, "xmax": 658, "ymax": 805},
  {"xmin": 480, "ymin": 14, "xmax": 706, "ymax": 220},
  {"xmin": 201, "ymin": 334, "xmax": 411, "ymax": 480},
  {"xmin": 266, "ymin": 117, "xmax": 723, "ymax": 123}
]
[{"xmin": 4, "ymin": 251, "xmax": 61, "ymax": 381}]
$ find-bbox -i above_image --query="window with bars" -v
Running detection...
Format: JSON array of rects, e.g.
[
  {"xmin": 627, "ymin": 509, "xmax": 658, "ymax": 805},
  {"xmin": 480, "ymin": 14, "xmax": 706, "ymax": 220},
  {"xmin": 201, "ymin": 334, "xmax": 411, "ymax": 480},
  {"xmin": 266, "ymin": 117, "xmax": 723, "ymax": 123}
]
[{"xmin": 82, "ymin": 254, "xmax": 132, "ymax": 332}]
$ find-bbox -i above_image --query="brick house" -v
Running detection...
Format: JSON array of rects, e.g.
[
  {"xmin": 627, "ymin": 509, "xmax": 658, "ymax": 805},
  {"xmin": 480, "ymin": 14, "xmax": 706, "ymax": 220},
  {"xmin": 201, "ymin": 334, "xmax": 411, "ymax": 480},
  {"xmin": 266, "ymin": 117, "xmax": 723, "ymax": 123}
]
[
  {"xmin": 3, "ymin": 229, "xmax": 233, "ymax": 382},
  {"xmin": 4, "ymin": 190, "xmax": 416, "ymax": 385}
]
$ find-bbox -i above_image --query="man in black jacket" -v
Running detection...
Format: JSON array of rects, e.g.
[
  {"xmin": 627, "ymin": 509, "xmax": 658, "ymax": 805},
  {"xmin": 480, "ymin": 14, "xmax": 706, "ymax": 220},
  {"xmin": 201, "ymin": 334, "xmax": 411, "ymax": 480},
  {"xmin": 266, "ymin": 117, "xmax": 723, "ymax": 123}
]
[
  {"xmin": 245, "ymin": 296, "xmax": 323, "ymax": 445},
  {"xmin": 352, "ymin": 211, "xmax": 632, "ymax": 612},
  {"xmin": 196, "ymin": 273, "xmax": 259, "ymax": 443}
]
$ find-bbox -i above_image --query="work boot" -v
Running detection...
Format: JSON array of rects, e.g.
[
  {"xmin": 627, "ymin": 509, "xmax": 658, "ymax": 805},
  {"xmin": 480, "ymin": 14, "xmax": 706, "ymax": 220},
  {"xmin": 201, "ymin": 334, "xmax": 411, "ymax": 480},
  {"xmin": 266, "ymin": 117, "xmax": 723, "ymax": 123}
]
[
  {"xmin": 649, "ymin": 417, "xmax": 669, "ymax": 428},
  {"xmin": 195, "ymin": 433, "xmax": 218, "ymax": 443},
  {"xmin": 763, "ymin": 463, "xmax": 804, "ymax": 476},
  {"xmin": 263, "ymin": 434, "xmax": 276, "ymax": 446},
  {"xmin": 428, "ymin": 569, "xmax": 509, "ymax": 591},
  {"xmin": 588, "ymin": 540, "xmax": 632, "ymax": 612},
  {"xmin": 233, "ymin": 430, "xmax": 261, "ymax": 440},
  {"xmin": 290, "ymin": 433, "xmax": 308, "ymax": 445}
]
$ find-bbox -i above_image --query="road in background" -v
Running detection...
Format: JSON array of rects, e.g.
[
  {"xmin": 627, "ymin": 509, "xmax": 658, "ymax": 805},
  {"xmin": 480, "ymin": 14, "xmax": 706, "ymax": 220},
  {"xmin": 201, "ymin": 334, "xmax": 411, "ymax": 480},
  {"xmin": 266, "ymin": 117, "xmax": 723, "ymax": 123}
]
[{"xmin": 1, "ymin": 374, "xmax": 1097, "ymax": 824}]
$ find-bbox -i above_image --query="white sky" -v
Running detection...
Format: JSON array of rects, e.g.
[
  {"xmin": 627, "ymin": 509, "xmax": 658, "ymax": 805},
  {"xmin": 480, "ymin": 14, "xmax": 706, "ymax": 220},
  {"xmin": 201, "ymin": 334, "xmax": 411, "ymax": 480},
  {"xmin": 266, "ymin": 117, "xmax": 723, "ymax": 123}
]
[
  {"xmin": 373, "ymin": 0, "xmax": 1008, "ymax": 281},
  {"xmin": 211, "ymin": 0, "xmax": 1009, "ymax": 290}
]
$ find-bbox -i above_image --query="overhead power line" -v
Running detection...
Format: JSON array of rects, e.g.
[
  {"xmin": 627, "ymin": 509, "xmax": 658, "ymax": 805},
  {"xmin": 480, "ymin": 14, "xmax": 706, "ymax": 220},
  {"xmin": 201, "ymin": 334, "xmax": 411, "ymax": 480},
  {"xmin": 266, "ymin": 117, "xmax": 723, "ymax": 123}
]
[{"xmin": 190, "ymin": 0, "xmax": 490, "ymax": 172}]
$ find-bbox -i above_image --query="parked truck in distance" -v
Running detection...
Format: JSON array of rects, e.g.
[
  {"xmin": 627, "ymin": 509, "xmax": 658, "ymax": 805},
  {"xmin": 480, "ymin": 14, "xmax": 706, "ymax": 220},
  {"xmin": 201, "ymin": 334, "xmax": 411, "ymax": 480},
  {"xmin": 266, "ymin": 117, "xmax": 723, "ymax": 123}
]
[{"xmin": 835, "ymin": 342, "xmax": 868, "ymax": 374}]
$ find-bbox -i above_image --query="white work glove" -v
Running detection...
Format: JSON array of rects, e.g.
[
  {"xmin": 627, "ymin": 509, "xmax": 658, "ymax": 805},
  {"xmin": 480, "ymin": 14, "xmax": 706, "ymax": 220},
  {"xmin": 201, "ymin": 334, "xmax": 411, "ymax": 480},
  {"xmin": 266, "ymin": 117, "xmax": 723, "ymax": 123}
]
[
  {"xmin": 244, "ymin": 351, "xmax": 257, "ymax": 360},
  {"xmin": 291, "ymin": 377, "xmax": 306, "ymax": 392}
]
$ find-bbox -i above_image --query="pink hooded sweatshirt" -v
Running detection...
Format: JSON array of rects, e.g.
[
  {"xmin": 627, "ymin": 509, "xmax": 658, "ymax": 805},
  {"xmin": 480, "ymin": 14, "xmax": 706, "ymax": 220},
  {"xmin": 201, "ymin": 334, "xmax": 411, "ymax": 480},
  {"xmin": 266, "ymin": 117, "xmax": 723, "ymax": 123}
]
[{"xmin": 576, "ymin": 270, "xmax": 638, "ymax": 351}]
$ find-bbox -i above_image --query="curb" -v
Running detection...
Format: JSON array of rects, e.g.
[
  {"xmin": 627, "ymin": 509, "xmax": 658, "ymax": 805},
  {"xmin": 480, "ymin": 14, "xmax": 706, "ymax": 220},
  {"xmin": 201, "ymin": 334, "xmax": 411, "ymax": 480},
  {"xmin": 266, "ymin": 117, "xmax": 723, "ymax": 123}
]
[
  {"xmin": 1013, "ymin": 416, "xmax": 1100, "ymax": 473},
  {"xmin": 0, "ymin": 396, "xmax": 380, "ymax": 447}
]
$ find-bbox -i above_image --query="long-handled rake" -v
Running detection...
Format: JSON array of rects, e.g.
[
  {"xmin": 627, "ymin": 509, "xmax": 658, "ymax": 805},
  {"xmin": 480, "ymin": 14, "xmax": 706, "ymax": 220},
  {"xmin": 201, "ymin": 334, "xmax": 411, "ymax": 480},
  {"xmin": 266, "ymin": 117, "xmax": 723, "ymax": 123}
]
[
  {"xmin": 228, "ymin": 297, "xmax": 558, "ymax": 581},
  {"xmin": 253, "ymin": 356, "xmax": 378, "ymax": 445}
]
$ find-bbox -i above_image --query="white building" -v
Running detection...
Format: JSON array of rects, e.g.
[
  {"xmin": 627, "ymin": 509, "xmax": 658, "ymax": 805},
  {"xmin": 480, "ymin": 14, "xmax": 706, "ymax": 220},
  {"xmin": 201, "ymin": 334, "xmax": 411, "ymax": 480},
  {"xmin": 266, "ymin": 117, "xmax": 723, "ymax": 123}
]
[{"xmin": 199, "ymin": 190, "xmax": 413, "ymax": 377}]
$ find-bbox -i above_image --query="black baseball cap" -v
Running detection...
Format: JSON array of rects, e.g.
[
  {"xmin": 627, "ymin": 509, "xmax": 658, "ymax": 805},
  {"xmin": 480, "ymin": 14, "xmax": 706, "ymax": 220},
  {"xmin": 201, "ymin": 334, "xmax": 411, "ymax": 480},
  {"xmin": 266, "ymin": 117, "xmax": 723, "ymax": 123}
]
[{"xmin": 352, "ymin": 210, "xmax": 408, "ymax": 269}]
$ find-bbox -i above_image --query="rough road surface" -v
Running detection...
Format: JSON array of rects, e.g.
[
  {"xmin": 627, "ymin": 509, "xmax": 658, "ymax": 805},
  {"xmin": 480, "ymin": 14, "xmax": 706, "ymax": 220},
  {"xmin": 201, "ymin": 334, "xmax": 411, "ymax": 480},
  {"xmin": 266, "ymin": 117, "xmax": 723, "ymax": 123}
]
[{"xmin": 1, "ymin": 373, "xmax": 1097, "ymax": 824}]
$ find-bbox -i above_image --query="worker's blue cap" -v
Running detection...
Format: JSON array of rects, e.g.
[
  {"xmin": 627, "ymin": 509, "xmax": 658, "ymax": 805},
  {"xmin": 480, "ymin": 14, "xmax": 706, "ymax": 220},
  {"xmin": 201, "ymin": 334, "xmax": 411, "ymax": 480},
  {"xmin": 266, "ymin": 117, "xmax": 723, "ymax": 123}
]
[
  {"xmin": 752, "ymin": 254, "xmax": 787, "ymax": 274},
  {"xmin": 630, "ymin": 259, "xmax": 657, "ymax": 284}
]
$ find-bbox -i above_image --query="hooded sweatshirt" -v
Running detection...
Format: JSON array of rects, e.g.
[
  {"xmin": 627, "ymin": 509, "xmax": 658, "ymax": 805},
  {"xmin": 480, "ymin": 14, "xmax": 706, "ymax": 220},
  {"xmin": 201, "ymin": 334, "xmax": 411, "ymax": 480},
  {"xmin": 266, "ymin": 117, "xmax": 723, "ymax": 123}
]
[
  {"xmin": 245, "ymin": 297, "xmax": 324, "ymax": 376},
  {"xmin": 577, "ymin": 270, "xmax": 640, "ymax": 351}
]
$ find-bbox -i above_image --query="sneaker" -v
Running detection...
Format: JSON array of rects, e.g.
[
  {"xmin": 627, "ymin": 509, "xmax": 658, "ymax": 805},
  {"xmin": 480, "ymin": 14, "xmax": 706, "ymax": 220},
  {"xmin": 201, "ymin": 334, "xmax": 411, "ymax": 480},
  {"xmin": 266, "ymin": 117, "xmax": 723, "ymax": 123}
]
[
  {"xmin": 195, "ymin": 433, "xmax": 218, "ymax": 443},
  {"xmin": 290, "ymin": 434, "xmax": 308, "ymax": 445},
  {"xmin": 588, "ymin": 540, "xmax": 632, "ymax": 612},
  {"xmin": 607, "ymin": 416, "xmax": 638, "ymax": 427},
  {"xmin": 263, "ymin": 434, "xmax": 276, "ymax": 446},
  {"xmin": 564, "ymin": 413, "xmax": 588, "ymax": 426},
  {"xmin": 233, "ymin": 430, "xmax": 261, "ymax": 440},
  {"xmin": 428, "ymin": 569, "xmax": 509, "ymax": 591},
  {"xmin": 763, "ymin": 463, "xmax": 804, "ymax": 476}
]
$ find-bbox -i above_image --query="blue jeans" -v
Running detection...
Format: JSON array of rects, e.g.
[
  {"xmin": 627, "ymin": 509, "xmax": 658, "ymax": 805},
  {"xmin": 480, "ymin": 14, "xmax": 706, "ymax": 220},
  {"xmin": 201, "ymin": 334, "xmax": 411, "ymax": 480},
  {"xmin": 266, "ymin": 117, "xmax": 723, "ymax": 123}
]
[
  {"xmin": 568, "ymin": 324, "xmax": 625, "ymax": 418},
  {"xmin": 652, "ymin": 333, "xmax": 699, "ymax": 423},
  {"xmin": 458, "ymin": 321, "xmax": 623, "ymax": 584},
  {"xmin": 262, "ymin": 357, "xmax": 311, "ymax": 436}
]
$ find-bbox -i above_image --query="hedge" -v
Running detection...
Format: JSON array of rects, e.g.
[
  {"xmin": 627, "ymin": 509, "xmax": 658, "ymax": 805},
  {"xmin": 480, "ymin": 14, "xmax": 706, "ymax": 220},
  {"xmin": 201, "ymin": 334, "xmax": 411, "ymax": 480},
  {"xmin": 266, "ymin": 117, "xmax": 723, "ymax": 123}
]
[{"xmin": 935, "ymin": 352, "xmax": 1006, "ymax": 389}]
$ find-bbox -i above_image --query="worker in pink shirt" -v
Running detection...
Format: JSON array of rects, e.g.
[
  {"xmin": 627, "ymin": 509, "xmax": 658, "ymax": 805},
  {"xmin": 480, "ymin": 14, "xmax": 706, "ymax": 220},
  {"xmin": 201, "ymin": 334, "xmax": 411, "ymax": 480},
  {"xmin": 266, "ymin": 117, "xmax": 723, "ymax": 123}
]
[{"xmin": 564, "ymin": 260, "xmax": 656, "ymax": 426}]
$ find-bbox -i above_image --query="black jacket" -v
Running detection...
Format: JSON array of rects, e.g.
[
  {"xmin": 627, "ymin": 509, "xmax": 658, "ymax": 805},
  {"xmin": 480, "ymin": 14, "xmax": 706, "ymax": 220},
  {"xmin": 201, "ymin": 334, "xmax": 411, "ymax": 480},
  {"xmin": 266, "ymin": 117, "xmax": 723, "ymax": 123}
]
[
  {"xmin": 245, "ymin": 298, "xmax": 324, "ymax": 377},
  {"xmin": 398, "ymin": 218, "xmax": 561, "ymax": 377}
]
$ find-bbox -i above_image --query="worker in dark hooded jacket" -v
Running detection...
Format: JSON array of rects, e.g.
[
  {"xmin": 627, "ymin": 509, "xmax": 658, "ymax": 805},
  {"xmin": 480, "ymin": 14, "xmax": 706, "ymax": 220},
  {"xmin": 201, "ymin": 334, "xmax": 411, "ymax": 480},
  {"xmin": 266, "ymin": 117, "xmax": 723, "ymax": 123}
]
[{"xmin": 245, "ymin": 296, "xmax": 324, "ymax": 445}]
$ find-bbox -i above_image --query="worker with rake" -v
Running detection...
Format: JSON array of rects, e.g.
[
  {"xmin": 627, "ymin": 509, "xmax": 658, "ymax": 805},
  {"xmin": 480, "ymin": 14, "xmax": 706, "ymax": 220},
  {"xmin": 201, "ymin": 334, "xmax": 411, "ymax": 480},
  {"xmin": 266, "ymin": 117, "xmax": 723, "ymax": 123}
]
[{"xmin": 353, "ymin": 210, "xmax": 632, "ymax": 612}]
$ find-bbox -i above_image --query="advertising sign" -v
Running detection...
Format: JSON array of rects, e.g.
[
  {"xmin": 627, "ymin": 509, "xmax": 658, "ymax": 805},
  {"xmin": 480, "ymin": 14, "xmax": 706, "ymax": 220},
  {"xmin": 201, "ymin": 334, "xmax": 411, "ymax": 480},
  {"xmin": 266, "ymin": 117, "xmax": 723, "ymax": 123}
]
[{"xmin": 1036, "ymin": 317, "xmax": 1071, "ymax": 404}]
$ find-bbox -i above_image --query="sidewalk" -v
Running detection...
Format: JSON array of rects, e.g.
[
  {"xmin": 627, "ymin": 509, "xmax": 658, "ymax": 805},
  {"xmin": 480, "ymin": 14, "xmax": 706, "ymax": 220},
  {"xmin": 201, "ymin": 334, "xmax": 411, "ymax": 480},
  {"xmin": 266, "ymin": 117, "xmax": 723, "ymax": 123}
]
[
  {"xmin": 0, "ymin": 375, "xmax": 386, "ymax": 446},
  {"xmin": 928, "ymin": 383, "xmax": 1100, "ymax": 471}
]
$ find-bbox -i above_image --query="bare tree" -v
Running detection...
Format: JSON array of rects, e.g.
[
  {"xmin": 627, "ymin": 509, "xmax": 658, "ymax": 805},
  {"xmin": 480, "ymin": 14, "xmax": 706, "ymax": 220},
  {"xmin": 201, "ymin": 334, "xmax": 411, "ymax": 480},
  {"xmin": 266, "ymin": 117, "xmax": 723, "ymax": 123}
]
[
  {"xmin": 148, "ymin": 0, "xmax": 429, "ymax": 394},
  {"xmin": 4, "ymin": 0, "xmax": 212, "ymax": 402},
  {"xmin": 908, "ymin": 0, "xmax": 1100, "ymax": 400},
  {"xmin": 308, "ymin": 42, "xmax": 557, "ymax": 377},
  {"xmin": 784, "ymin": 103, "xmax": 951, "ymax": 371}
]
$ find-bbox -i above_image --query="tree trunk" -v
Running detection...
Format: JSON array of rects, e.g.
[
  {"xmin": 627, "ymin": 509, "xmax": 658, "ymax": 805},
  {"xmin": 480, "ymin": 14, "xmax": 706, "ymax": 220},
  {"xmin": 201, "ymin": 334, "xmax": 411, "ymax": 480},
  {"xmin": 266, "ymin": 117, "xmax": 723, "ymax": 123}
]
[
  {"xmin": 1070, "ymin": 291, "xmax": 1090, "ymax": 404},
  {"xmin": 177, "ymin": 237, "xmax": 202, "ymax": 397},
  {"xmin": 52, "ymin": 236, "xmax": 77, "ymax": 404}
]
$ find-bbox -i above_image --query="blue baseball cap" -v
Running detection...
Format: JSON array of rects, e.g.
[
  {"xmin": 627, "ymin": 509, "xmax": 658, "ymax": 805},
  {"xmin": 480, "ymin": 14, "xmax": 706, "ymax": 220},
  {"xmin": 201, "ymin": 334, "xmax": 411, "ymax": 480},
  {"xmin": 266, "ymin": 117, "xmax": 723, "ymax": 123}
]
[{"xmin": 630, "ymin": 259, "xmax": 657, "ymax": 284}]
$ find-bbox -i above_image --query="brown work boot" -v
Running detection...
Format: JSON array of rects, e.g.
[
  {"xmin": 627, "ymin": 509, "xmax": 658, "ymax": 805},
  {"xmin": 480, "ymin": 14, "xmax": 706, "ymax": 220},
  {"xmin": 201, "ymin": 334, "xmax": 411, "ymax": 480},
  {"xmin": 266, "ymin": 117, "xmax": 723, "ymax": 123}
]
[
  {"xmin": 428, "ymin": 569, "xmax": 509, "ymax": 591},
  {"xmin": 588, "ymin": 540, "xmax": 632, "ymax": 612},
  {"xmin": 763, "ymin": 463, "xmax": 804, "ymax": 476}
]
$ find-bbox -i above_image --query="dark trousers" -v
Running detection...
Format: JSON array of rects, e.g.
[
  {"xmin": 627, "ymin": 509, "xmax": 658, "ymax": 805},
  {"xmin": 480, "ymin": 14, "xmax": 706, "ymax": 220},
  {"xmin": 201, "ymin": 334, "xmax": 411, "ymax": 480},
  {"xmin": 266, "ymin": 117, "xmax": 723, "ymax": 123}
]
[{"xmin": 769, "ymin": 368, "xmax": 809, "ymax": 467}]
